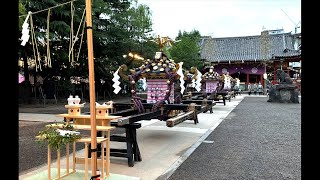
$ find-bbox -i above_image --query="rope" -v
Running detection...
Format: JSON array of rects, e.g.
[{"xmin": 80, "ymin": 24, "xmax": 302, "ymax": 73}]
[
  {"xmin": 29, "ymin": 14, "xmax": 37, "ymax": 71},
  {"xmin": 46, "ymin": 9, "xmax": 52, "ymax": 67},
  {"xmin": 18, "ymin": 0, "xmax": 78, "ymax": 18},
  {"xmin": 37, "ymin": 52, "xmax": 42, "ymax": 71},
  {"xmin": 202, "ymin": 82, "xmax": 207, "ymax": 97},
  {"xmin": 128, "ymin": 75, "xmax": 145, "ymax": 113},
  {"xmin": 76, "ymin": 16, "xmax": 86, "ymax": 62},
  {"xmin": 151, "ymin": 70, "xmax": 175, "ymax": 112},
  {"xmin": 174, "ymin": 93, "xmax": 182, "ymax": 104},
  {"xmin": 20, "ymin": 0, "xmax": 87, "ymax": 70},
  {"xmin": 69, "ymin": 1, "xmax": 74, "ymax": 62},
  {"xmin": 29, "ymin": 14, "xmax": 41, "ymax": 72},
  {"xmin": 69, "ymin": 8, "xmax": 86, "ymax": 61}
]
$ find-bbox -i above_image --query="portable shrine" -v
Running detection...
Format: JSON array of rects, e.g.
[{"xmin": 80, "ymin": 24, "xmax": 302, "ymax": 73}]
[
  {"xmin": 115, "ymin": 49, "xmax": 184, "ymax": 112},
  {"xmin": 103, "ymin": 38, "xmax": 207, "ymax": 167},
  {"xmin": 202, "ymin": 66, "xmax": 232, "ymax": 105},
  {"xmin": 180, "ymin": 66, "xmax": 216, "ymax": 113},
  {"xmin": 111, "ymin": 49, "xmax": 202, "ymax": 127},
  {"xmin": 187, "ymin": 65, "xmax": 231, "ymax": 105},
  {"xmin": 182, "ymin": 66, "xmax": 202, "ymax": 93},
  {"xmin": 201, "ymin": 66, "xmax": 222, "ymax": 93},
  {"xmin": 105, "ymin": 50, "xmax": 201, "ymax": 167}
]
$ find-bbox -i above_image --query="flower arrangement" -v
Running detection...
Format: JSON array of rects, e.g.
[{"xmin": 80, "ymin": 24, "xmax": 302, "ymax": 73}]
[{"xmin": 36, "ymin": 123, "xmax": 81, "ymax": 149}]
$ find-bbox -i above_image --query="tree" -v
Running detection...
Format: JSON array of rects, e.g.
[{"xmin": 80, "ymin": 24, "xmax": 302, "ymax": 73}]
[
  {"xmin": 92, "ymin": 0, "xmax": 153, "ymax": 81},
  {"xmin": 18, "ymin": 0, "xmax": 154, "ymax": 98},
  {"xmin": 127, "ymin": 2, "xmax": 153, "ymax": 54},
  {"xmin": 169, "ymin": 30, "xmax": 202, "ymax": 69},
  {"xmin": 19, "ymin": 0, "xmax": 30, "ymax": 82},
  {"xmin": 19, "ymin": 0, "xmax": 86, "ymax": 79},
  {"xmin": 260, "ymin": 31, "xmax": 271, "ymax": 95},
  {"xmin": 19, "ymin": 0, "xmax": 27, "ymax": 30}
]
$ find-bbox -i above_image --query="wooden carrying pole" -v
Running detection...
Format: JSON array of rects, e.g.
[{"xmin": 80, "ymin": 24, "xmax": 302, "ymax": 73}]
[{"xmin": 85, "ymin": 0, "xmax": 98, "ymax": 178}]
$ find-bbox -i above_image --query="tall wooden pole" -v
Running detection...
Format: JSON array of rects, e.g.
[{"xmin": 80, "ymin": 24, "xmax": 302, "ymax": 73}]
[{"xmin": 85, "ymin": 0, "xmax": 98, "ymax": 177}]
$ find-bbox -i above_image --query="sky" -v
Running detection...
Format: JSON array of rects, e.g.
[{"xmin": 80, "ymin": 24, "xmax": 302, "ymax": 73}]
[{"xmin": 137, "ymin": 0, "xmax": 301, "ymax": 39}]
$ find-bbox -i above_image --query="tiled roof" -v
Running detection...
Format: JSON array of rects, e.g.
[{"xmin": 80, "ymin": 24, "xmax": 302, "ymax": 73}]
[
  {"xmin": 199, "ymin": 32, "xmax": 301, "ymax": 63},
  {"xmin": 273, "ymin": 48, "xmax": 301, "ymax": 59}
]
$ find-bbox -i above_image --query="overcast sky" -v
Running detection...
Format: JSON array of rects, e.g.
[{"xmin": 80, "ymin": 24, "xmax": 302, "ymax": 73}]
[{"xmin": 137, "ymin": 0, "xmax": 301, "ymax": 39}]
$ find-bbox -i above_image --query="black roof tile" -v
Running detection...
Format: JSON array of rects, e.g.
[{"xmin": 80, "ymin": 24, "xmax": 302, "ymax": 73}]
[{"xmin": 200, "ymin": 32, "xmax": 301, "ymax": 63}]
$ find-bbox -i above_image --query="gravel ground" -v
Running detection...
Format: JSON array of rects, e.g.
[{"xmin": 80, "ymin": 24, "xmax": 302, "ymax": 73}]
[
  {"xmin": 167, "ymin": 96, "xmax": 301, "ymax": 180},
  {"xmin": 18, "ymin": 96, "xmax": 131, "ymax": 175},
  {"xmin": 18, "ymin": 95, "xmax": 132, "ymax": 114},
  {"xmin": 18, "ymin": 121, "xmax": 89, "ymax": 174}
]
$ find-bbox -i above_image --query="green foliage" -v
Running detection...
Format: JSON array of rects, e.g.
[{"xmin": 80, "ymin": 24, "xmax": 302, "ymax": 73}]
[
  {"xmin": 36, "ymin": 123, "xmax": 81, "ymax": 149},
  {"xmin": 58, "ymin": 79, "xmax": 76, "ymax": 97},
  {"xmin": 140, "ymin": 37, "xmax": 159, "ymax": 59},
  {"xmin": 18, "ymin": 0, "xmax": 154, "ymax": 97},
  {"xmin": 176, "ymin": 29, "xmax": 201, "ymax": 41},
  {"xmin": 169, "ymin": 30, "xmax": 202, "ymax": 69},
  {"xmin": 19, "ymin": 0, "xmax": 27, "ymax": 30}
]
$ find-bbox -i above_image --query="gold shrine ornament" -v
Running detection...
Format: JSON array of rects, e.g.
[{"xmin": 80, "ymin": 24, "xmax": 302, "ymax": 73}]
[{"xmin": 153, "ymin": 66, "xmax": 158, "ymax": 70}]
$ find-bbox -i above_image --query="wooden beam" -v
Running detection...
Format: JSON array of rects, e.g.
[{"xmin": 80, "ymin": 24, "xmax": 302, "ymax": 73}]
[
  {"xmin": 166, "ymin": 111, "xmax": 197, "ymax": 127},
  {"xmin": 117, "ymin": 110, "xmax": 162, "ymax": 125}
]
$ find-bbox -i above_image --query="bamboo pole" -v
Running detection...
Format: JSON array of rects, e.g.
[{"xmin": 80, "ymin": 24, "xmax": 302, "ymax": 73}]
[{"xmin": 85, "ymin": 0, "xmax": 98, "ymax": 178}]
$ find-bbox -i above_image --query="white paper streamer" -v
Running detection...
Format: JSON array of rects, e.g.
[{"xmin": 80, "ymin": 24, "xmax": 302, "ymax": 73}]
[
  {"xmin": 113, "ymin": 86, "xmax": 121, "ymax": 94},
  {"xmin": 191, "ymin": 79, "xmax": 195, "ymax": 88},
  {"xmin": 195, "ymin": 70, "xmax": 202, "ymax": 92},
  {"xmin": 141, "ymin": 77, "xmax": 147, "ymax": 91},
  {"xmin": 236, "ymin": 78, "xmax": 240, "ymax": 86},
  {"xmin": 20, "ymin": 12, "xmax": 32, "ymax": 46},
  {"xmin": 176, "ymin": 62, "xmax": 185, "ymax": 94},
  {"xmin": 224, "ymin": 75, "xmax": 231, "ymax": 90},
  {"xmin": 112, "ymin": 67, "xmax": 121, "ymax": 94},
  {"xmin": 112, "ymin": 80, "xmax": 120, "ymax": 86},
  {"xmin": 56, "ymin": 129, "xmax": 80, "ymax": 136}
]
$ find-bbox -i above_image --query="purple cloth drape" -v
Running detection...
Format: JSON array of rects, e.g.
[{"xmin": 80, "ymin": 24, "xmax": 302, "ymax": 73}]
[{"xmin": 213, "ymin": 64, "xmax": 265, "ymax": 75}]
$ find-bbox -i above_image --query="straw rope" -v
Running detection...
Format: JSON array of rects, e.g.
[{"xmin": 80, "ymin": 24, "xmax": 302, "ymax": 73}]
[
  {"xmin": 29, "ymin": 14, "xmax": 41, "ymax": 72},
  {"xmin": 69, "ymin": 1, "xmax": 74, "ymax": 62},
  {"xmin": 19, "ymin": 0, "xmax": 78, "ymax": 18},
  {"xmin": 69, "ymin": 8, "xmax": 86, "ymax": 61},
  {"xmin": 46, "ymin": 9, "xmax": 52, "ymax": 67}
]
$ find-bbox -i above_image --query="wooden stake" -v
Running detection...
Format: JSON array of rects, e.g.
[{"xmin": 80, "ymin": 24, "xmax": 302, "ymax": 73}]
[
  {"xmin": 48, "ymin": 146, "xmax": 51, "ymax": 180},
  {"xmin": 57, "ymin": 148, "xmax": 61, "ymax": 178},
  {"xmin": 66, "ymin": 143, "xmax": 69, "ymax": 173},
  {"xmin": 73, "ymin": 142, "xmax": 76, "ymax": 171}
]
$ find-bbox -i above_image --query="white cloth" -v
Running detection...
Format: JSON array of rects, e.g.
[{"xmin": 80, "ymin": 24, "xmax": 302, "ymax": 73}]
[
  {"xmin": 112, "ymin": 68, "xmax": 121, "ymax": 94},
  {"xmin": 195, "ymin": 70, "xmax": 202, "ymax": 92}
]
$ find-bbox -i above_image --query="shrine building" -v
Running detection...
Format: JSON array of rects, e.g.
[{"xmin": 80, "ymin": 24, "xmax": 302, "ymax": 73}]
[{"xmin": 199, "ymin": 29, "xmax": 301, "ymax": 91}]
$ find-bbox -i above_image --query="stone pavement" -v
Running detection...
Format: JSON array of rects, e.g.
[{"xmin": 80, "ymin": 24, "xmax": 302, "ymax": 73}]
[{"xmin": 167, "ymin": 95, "xmax": 301, "ymax": 180}]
